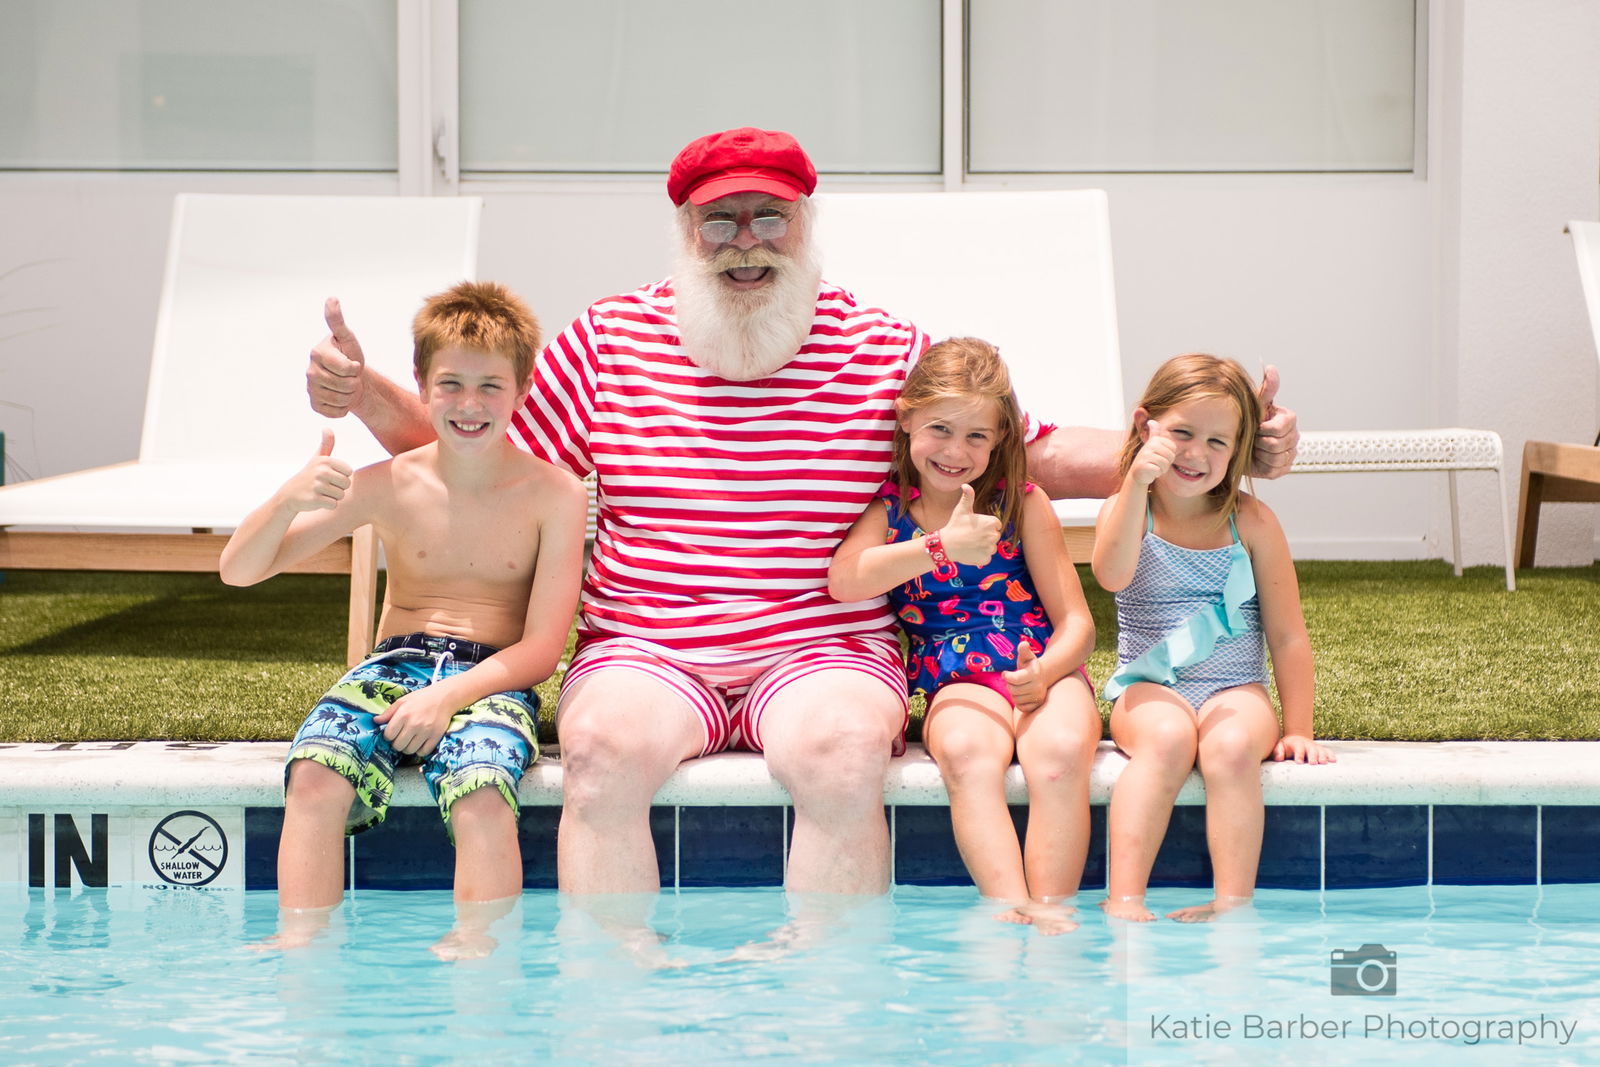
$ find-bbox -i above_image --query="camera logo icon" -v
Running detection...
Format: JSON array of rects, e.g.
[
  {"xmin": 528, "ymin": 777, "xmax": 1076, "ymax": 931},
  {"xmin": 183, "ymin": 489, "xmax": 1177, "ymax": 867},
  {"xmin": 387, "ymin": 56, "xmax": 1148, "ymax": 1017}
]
[{"xmin": 1330, "ymin": 944, "xmax": 1398, "ymax": 996}]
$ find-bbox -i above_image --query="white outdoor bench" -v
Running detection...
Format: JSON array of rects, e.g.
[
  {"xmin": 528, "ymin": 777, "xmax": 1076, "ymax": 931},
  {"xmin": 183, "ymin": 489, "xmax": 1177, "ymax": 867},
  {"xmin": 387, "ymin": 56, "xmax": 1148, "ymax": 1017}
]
[{"xmin": 1291, "ymin": 428, "xmax": 1516, "ymax": 591}]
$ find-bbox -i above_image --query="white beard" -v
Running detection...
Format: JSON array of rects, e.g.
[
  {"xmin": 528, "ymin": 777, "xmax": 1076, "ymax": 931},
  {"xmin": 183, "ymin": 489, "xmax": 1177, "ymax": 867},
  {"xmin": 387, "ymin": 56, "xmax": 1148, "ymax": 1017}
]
[{"xmin": 673, "ymin": 240, "xmax": 822, "ymax": 381}]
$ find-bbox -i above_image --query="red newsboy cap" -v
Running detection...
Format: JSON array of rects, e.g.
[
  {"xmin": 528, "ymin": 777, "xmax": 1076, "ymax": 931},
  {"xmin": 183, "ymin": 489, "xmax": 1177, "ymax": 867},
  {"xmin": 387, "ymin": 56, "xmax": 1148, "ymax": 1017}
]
[{"xmin": 666, "ymin": 127, "xmax": 818, "ymax": 206}]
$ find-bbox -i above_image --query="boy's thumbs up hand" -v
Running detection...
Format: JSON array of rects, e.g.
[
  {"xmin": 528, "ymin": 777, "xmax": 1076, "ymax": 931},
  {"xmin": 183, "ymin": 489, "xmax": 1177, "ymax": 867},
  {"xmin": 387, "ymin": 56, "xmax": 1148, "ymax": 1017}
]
[
  {"xmin": 1003, "ymin": 640, "xmax": 1046, "ymax": 713},
  {"xmin": 1131, "ymin": 417, "xmax": 1177, "ymax": 488},
  {"xmin": 307, "ymin": 297, "xmax": 369, "ymax": 418},
  {"xmin": 282, "ymin": 428, "xmax": 354, "ymax": 513},
  {"xmin": 941, "ymin": 484, "xmax": 1002, "ymax": 566}
]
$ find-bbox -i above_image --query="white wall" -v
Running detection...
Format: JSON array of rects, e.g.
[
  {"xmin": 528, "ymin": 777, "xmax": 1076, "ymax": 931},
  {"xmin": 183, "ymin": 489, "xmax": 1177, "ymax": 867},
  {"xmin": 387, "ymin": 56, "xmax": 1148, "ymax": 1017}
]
[
  {"xmin": 1433, "ymin": 0, "xmax": 1600, "ymax": 567},
  {"xmin": 1, "ymin": 1, "xmax": 1596, "ymax": 565}
]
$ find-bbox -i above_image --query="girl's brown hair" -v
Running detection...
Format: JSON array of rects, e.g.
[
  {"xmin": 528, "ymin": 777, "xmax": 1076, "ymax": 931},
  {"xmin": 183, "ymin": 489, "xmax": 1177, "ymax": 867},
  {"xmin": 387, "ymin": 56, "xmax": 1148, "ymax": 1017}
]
[
  {"xmin": 1118, "ymin": 353, "xmax": 1260, "ymax": 521},
  {"xmin": 894, "ymin": 337, "xmax": 1028, "ymax": 534}
]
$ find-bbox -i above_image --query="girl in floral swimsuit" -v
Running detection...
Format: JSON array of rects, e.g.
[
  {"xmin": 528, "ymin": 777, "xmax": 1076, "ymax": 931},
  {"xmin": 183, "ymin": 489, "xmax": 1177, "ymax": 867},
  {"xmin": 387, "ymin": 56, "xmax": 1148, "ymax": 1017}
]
[{"xmin": 830, "ymin": 338, "xmax": 1100, "ymax": 933}]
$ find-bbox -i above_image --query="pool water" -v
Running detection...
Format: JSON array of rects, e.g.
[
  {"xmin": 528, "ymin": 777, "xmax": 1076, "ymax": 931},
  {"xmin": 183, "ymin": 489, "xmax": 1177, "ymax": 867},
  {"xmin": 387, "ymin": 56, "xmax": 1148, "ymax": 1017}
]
[{"xmin": 3, "ymin": 884, "xmax": 1597, "ymax": 1065}]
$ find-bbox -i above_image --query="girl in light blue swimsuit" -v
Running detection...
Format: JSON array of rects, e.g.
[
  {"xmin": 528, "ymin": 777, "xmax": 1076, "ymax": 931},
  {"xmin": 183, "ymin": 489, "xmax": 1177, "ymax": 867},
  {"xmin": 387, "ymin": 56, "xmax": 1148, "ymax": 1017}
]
[{"xmin": 1092, "ymin": 354, "xmax": 1334, "ymax": 924}]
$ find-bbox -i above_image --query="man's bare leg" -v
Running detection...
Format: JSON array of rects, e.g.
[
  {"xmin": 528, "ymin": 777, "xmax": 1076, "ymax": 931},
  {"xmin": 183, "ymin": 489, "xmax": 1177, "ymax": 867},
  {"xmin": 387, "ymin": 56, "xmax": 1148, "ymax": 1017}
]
[
  {"xmin": 555, "ymin": 667, "xmax": 704, "ymax": 894},
  {"xmin": 759, "ymin": 669, "xmax": 903, "ymax": 896}
]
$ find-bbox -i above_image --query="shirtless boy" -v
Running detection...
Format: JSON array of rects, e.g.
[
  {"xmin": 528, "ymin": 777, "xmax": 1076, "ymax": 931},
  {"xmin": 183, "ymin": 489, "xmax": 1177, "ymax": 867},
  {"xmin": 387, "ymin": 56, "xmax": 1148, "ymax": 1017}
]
[{"xmin": 222, "ymin": 281, "xmax": 586, "ymax": 951}]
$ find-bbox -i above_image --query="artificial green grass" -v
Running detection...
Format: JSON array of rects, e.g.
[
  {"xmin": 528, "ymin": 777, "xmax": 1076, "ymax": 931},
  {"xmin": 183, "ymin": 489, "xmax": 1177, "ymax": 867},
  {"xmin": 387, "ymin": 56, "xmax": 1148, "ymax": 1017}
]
[{"xmin": 1, "ymin": 562, "xmax": 1595, "ymax": 744}]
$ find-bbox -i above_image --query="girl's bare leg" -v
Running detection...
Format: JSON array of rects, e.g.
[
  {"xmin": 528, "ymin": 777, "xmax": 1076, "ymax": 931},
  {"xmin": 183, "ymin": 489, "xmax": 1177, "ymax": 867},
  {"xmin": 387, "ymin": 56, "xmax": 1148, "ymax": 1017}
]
[
  {"xmin": 925, "ymin": 683, "xmax": 1030, "ymax": 909},
  {"xmin": 1169, "ymin": 684, "xmax": 1280, "ymax": 923},
  {"xmin": 1104, "ymin": 684, "xmax": 1200, "ymax": 921},
  {"xmin": 1014, "ymin": 673, "xmax": 1101, "ymax": 933}
]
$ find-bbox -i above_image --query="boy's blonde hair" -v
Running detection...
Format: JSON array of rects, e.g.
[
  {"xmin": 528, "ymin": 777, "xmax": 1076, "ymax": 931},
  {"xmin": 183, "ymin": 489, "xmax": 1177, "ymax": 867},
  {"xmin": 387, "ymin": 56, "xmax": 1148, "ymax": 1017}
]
[
  {"xmin": 894, "ymin": 337, "xmax": 1028, "ymax": 535},
  {"xmin": 1120, "ymin": 353, "xmax": 1260, "ymax": 521},
  {"xmin": 412, "ymin": 281, "xmax": 541, "ymax": 386}
]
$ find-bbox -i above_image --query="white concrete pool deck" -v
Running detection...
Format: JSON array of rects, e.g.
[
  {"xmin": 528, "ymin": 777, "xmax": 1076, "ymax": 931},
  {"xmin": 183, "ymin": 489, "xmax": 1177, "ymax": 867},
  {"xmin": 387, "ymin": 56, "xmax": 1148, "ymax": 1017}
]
[{"xmin": 2, "ymin": 740, "xmax": 1596, "ymax": 808}]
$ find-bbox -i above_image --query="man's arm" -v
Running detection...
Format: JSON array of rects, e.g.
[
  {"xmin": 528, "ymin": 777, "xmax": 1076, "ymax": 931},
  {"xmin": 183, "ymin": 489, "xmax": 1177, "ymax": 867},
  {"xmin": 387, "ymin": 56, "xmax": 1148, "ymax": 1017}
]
[
  {"xmin": 306, "ymin": 297, "xmax": 435, "ymax": 456},
  {"xmin": 1025, "ymin": 426, "xmax": 1124, "ymax": 499}
]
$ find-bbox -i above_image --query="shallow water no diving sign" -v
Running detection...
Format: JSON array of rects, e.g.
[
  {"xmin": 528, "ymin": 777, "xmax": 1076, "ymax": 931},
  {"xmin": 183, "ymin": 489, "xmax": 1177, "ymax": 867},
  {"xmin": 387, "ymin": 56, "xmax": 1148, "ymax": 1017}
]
[{"xmin": 147, "ymin": 810, "xmax": 229, "ymax": 888}]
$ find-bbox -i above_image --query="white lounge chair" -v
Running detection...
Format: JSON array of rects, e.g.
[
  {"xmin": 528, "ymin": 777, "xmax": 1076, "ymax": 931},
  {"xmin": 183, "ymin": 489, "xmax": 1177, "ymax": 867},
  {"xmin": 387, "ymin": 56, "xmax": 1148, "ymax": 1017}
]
[
  {"xmin": 0, "ymin": 194, "xmax": 481, "ymax": 664},
  {"xmin": 812, "ymin": 189, "xmax": 1125, "ymax": 559},
  {"xmin": 1515, "ymin": 220, "xmax": 1600, "ymax": 567}
]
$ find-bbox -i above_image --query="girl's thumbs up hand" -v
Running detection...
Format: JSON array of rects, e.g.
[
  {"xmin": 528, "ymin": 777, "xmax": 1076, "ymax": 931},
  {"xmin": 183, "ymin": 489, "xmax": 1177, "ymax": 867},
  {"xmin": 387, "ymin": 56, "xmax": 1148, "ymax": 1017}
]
[
  {"xmin": 1131, "ymin": 417, "xmax": 1177, "ymax": 489},
  {"xmin": 941, "ymin": 484, "xmax": 1002, "ymax": 565},
  {"xmin": 1003, "ymin": 640, "xmax": 1046, "ymax": 713}
]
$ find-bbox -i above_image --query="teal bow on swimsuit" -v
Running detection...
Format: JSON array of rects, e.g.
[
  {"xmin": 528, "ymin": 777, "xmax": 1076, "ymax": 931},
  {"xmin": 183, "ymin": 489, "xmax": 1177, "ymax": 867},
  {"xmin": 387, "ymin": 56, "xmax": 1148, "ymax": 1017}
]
[{"xmin": 1102, "ymin": 515, "xmax": 1257, "ymax": 702}]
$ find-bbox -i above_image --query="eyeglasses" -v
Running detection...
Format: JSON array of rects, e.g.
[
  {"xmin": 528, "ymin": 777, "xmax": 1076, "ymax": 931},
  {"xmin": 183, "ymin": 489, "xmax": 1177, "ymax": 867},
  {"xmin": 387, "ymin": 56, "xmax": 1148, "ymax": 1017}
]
[{"xmin": 697, "ymin": 214, "xmax": 789, "ymax": 244}]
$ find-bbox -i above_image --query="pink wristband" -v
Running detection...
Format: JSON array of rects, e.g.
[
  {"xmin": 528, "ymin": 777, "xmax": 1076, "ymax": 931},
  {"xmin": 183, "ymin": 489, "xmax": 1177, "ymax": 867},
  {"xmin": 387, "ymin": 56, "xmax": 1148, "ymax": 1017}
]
[{"xmin": 925, "ymin": 530, "xmax": 957, "ymax": 581}]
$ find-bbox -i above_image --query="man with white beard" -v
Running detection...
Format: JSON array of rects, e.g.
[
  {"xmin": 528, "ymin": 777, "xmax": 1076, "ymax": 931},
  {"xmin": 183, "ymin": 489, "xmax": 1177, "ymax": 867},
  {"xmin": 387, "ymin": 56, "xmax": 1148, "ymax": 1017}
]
[{"xmin": 306, "ymin": 127, "xmax": 1298, "ymax": 898}]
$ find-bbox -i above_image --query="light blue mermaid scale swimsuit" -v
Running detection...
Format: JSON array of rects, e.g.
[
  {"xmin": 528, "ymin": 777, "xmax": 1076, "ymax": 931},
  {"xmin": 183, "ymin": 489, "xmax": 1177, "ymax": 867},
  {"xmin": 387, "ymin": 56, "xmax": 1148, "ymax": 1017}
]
[{"xmin": 1104, "ymin": 512, "xmax": 1267, "ymax": 707}]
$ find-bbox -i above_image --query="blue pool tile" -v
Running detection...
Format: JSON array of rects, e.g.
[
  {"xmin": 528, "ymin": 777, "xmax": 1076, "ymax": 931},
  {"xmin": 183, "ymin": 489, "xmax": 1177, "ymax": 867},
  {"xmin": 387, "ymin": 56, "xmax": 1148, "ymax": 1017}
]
[
  {"xmin": 1258, "ymin": 806, "xmax": 1322, "ymax": 890},
  {"xmin": 1149, "ymin": 806, "xmax": 1212, "ymax": 888},
  {"xmin": 677, "ymin": 806, "xmax": 785, "ymax": 887},
  {"xmin": 1541, "ymin": 807, "xmax": 1600, "ymax": 884},
  {"xmin": 244, "ymin": 807, "xmax": 293, "ymax": 891},
  {"xmin": 893, "ymin": 806, "xmax": 968, "ymax": 885},
  {"xmin": 651, "ymin": 806, "xmax": 677, "ymax": 887},
  {"xmin": 518, "ymin": 807, "xmax": 561, "ymax": 889},
  {"xmin": 353, "ymin": 808, "xmax": 454, "ymax": 890},
  {"xmin": 1324, "ymin": 805, "xmax": 1428, "ymax": 888},
  {"xmin": 1433, "ymin": 806, "xmax": 1537, "ymax": 885}
]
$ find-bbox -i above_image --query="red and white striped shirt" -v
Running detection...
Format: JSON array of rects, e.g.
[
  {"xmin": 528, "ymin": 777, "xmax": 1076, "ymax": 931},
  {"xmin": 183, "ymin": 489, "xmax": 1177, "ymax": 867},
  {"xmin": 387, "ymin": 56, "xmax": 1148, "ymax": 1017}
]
[{"xmin": 511, "ymin": 279, "xmax": 1047, "ymax": 663}]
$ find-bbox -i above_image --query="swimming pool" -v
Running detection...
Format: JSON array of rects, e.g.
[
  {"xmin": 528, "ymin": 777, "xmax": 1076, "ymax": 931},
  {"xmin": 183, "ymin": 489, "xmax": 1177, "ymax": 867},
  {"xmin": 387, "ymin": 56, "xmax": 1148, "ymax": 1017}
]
[{"xmin": 4, "ymin": 884, "xmax": 1595, "ymax": 1065}]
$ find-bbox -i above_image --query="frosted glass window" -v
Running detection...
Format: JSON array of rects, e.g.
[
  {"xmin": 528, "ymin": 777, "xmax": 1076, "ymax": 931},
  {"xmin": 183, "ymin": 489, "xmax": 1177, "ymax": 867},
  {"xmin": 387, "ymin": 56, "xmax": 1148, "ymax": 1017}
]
[
  {"xmin": 0, "ymin": 1, "xmax": 396, "ymax": 171},
  {"xmin": 459, "ymin": 0, "xmax": 941, "ymax": 176},
  {"xmin": 969, "ymin": 0, "xmax": 1416, "ymax": 173}
]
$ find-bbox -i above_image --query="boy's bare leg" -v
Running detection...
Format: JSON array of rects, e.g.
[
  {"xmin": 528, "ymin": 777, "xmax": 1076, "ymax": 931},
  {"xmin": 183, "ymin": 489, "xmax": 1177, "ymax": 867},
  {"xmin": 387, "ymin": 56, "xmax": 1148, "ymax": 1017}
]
[
  {"xmin": 1014, "ymin": 674, "xmax": 1101, "ymax": 934},
  {"xmin": 555, "ymin": 668, "xmax": 704, "ymax": 894},
  {"xmin": 1103, "ymin": 685, "xmax": 1200, "ymax": 922},
  {"xmin": 277, "ymin": 759, "xmax": 354, "ymax": 910},
  {"xmin": 923, "ymin": 684, "xmax": 1030, "ymax": 912},
  {"xmin": 450, "ymin": 786, "xmax": 523, "ymax": 902},
  {"xmin": 258, "ymin": 760, "xmax": 353, "ymax": 950},
  {"xmin": 1169, "ymin": 686, "xmax": 1280, "ymax": 924},
  {"xmin": 759, "ymin": 668, "xmax": 902, "ymax": 896},
  {"xmin": 432, "ymin": 787, "xmax": 524, "ymax": 960}
]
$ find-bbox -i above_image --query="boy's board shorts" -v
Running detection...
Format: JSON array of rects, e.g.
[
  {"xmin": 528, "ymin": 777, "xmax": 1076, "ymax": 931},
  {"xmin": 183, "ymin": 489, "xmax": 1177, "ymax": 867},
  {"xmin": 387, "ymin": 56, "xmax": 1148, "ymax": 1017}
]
[{"xmin": 286, "ymin": 633, "xmax": 540, "ymax": 841}]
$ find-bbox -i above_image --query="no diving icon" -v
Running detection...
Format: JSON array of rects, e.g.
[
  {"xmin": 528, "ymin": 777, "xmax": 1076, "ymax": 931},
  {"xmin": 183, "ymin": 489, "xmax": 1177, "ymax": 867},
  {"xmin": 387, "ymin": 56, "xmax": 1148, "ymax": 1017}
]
[{"xmin": 148, "ymin": 811, "xmax": 229, "ymax": 887}]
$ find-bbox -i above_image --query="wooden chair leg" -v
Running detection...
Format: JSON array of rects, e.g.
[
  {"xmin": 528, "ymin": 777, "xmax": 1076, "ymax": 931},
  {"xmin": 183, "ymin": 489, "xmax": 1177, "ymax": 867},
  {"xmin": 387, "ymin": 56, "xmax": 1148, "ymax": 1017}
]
[
  {"xmin": 1515, "ymin": 447, "xmax": 1544, "ymax": 569},
  {"xmin": 346, "ymin": 525, "xmax": 379, "ymax": 666}
]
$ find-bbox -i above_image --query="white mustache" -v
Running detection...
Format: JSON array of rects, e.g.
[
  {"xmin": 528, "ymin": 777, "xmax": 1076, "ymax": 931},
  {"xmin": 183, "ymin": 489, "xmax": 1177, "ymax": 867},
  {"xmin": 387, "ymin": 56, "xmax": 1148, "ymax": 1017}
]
[{"xmin": 705, "ymin": 247, "xmax": 786, "ymax": 273}]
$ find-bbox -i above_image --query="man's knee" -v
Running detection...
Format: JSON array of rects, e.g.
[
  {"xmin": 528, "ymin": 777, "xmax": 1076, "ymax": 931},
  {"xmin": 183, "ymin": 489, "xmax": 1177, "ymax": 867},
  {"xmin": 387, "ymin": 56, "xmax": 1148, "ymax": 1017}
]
[
  {"xmin": 557, "ymin": 676, "xmax": 703, "ymax": 812},
  {"xmin": 764, "ymin": 678, "xmax": 900, "ymax": 803}
]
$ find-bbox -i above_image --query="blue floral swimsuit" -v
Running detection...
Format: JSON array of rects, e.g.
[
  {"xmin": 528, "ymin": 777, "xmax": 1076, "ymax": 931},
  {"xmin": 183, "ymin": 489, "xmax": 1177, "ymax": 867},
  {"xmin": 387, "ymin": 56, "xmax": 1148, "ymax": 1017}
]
[{"xmin": 878, "ymin": 482, "xmax": 1057, "ymax": 702}]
